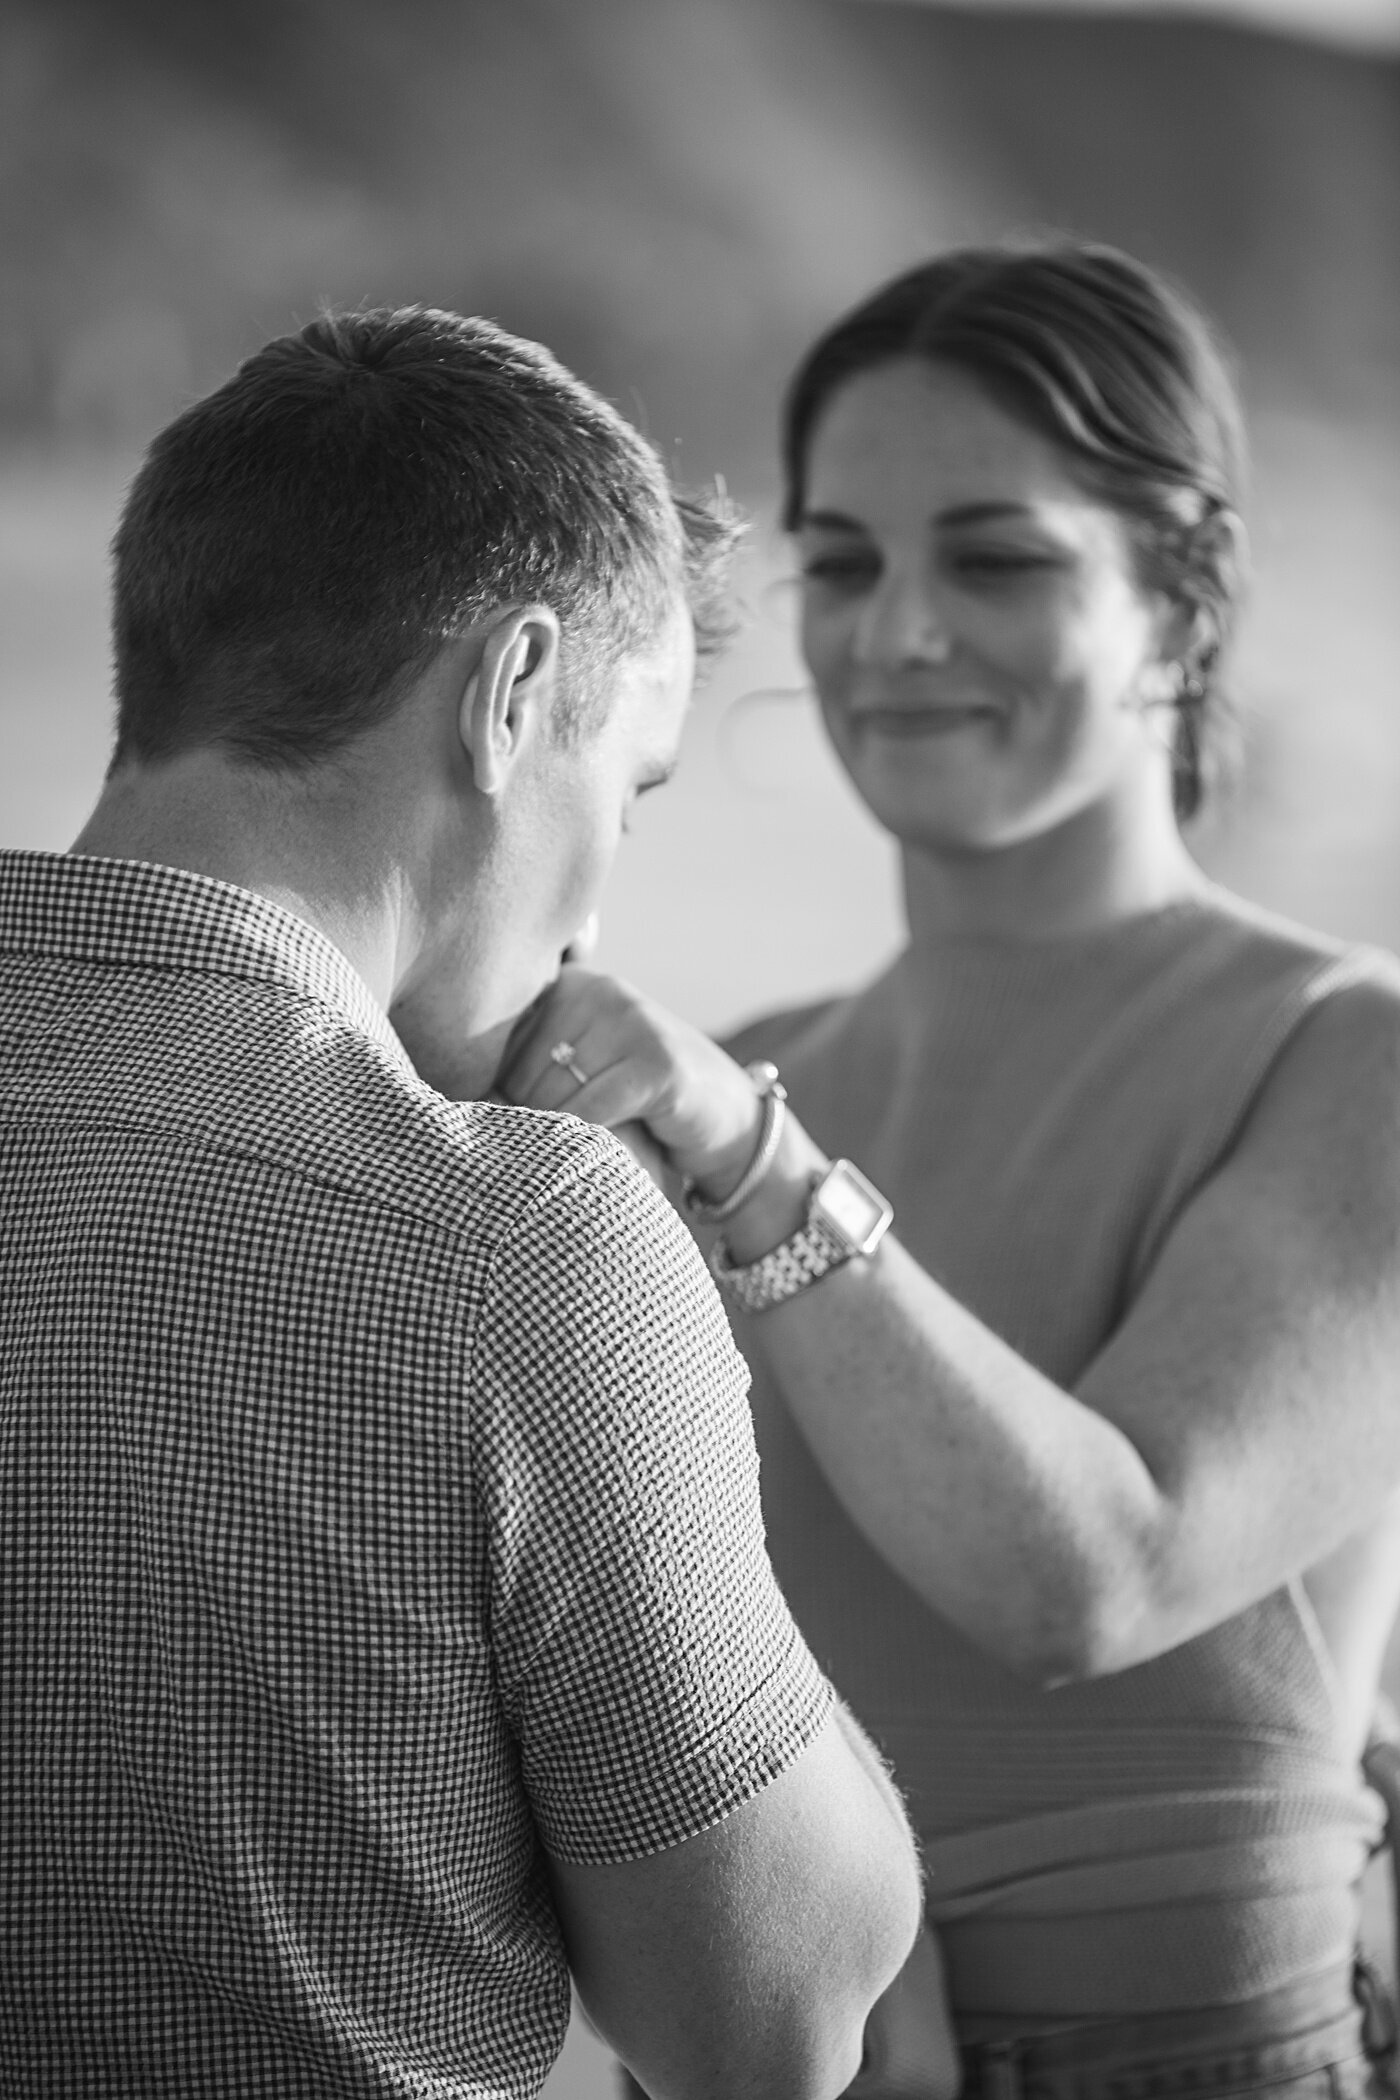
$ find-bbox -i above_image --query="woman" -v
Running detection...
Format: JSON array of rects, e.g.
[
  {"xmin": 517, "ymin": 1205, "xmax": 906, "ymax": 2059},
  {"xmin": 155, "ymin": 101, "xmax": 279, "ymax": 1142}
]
[{"xmin": 502, "ymin": 243, "xmax": 1400, "ymax": 2098}]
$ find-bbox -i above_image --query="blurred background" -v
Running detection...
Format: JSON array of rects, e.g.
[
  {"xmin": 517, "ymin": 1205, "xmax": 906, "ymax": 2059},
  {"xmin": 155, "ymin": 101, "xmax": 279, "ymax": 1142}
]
[
  {"xmin": 3, "ymin": 0, "xmax": 1397, "ymax": 1033},
  {"xmin": 2, "ymin": 0, "xmax": 1397, "ymax": 2087}
]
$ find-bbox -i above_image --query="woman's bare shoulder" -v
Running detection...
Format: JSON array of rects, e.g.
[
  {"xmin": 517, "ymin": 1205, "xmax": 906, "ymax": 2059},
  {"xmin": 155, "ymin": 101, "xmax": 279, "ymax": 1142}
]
[{"xmin": 1245, "ymin": 955, "xmax": 1400, "ymax": 1176}]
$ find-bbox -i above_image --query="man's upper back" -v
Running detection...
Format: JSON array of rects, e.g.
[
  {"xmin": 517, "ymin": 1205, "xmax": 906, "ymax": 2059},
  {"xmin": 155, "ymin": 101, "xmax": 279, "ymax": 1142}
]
[{"xmin": 0, "ymin": 849, "xmax": 829, "ymax": 2098}]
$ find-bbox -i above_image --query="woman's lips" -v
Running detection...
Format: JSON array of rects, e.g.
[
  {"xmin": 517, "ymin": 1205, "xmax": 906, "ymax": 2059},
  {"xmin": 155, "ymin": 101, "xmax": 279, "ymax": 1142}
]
[{"xmin": 848, "ymin": 705, "xmax": 1000, "ymax": 735}]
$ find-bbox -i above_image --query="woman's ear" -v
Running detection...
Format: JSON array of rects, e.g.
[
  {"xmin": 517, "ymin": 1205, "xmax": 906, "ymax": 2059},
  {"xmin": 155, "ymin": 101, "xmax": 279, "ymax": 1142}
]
[
  {"xmin": 459, "ymin": 606, "xmax": 563, "ymax": 796},
  {"xmin": 1176, "ymin": 506, "xmax": 1249, "ymax": 674},
  {"xmin": 1198, "ymin": 504, "xmax": 1249, "ymax": 589}
]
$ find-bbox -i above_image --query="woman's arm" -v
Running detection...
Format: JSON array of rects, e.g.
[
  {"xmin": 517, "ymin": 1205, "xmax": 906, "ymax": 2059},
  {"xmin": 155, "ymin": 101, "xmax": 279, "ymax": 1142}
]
[{"xmin": 500, "ymin": 968, "xmax": 1400, "ymax": 1685}]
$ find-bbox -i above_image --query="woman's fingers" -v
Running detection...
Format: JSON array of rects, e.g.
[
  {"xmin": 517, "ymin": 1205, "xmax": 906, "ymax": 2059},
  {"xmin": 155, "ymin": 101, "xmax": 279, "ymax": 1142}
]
[
  {"xmin": 500, "ymin": 970, "xmax": 661, "ymax": 1111},
  {"xmin": 499, "ymin": 966, "xmax": 767, "ymax": 1188}
]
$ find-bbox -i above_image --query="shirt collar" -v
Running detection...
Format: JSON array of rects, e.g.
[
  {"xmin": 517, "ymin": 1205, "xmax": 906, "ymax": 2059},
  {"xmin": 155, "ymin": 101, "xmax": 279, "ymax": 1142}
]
[{"xmin": 0, "ymin": 849, "xmax": 406, "ymax": 1060}]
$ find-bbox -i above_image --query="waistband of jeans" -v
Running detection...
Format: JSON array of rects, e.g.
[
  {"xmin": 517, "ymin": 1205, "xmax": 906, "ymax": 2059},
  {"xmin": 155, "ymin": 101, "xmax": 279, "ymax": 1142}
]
[{"xmin": 958, "ymin": 1962, "xmax": 1363, "ymax": 2097}]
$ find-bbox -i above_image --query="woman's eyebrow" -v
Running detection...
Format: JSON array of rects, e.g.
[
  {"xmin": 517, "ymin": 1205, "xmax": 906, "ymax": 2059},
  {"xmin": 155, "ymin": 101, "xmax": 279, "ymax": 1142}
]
[
  {"xmin": 797, "ymin": 508, "xmax": 866, "ymax": 533},
  {"xmin": 799, "ymin": 500, "xmax": 1040, "ymax": 532},
  {"xmin": 936, "ymin": 501, "xmax": 1037, "ymax": 527}
]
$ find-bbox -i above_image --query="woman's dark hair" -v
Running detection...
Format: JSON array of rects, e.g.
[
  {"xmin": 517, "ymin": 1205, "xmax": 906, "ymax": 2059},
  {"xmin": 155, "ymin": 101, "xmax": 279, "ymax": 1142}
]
[{"xmin": 781, "ymin": 242, "xmax": 1249, "ymax": 820}]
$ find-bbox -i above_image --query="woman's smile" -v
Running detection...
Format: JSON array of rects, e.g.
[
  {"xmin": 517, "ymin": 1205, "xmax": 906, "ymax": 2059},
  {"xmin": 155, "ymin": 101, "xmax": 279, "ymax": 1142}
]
[
  {"xmin": 847, "ymin": 702, "xmax": 1004, "ymax": 736},
  {"xmin": 798, "ymin": 357, "xmax": 1177, "ymax": 855}
]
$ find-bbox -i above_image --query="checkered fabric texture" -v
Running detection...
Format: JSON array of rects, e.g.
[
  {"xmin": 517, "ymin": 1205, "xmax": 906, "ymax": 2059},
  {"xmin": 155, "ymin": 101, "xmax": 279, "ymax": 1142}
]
[{"xmin": 0, "ymin": 849, "xmax": 832, "ymax": 2099}]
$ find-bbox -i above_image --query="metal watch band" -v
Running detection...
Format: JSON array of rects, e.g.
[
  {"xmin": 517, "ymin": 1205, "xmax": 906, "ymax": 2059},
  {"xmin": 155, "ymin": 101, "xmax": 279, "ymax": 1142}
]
[{"xmin": 709, "ymin": 1157, "xmax": 894, "ymax": 1316}]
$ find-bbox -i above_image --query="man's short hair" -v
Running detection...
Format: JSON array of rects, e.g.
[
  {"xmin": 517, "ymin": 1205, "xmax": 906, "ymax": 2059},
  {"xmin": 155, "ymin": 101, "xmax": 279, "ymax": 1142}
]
[{"xmin": 110, "ymin": 306, "xmax": 739, "ymax": 769}]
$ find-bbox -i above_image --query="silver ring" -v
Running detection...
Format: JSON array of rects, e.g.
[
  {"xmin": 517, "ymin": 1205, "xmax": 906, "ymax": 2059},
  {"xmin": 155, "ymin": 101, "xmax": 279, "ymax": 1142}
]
[{"xmin": 549, "ymin": 1039, "xmax": 590, "ymax": 1089}]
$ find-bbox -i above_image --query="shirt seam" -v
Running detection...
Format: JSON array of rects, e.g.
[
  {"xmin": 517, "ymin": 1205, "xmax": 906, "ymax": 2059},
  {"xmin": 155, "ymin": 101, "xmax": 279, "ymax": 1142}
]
[
  {"xmin": 465, "ymin": 1146, "xmax": 667, "ymax": 1706},
  {"xmin": 0, "ymin": 1094, "xmax": 618, "ymax": 1273}
]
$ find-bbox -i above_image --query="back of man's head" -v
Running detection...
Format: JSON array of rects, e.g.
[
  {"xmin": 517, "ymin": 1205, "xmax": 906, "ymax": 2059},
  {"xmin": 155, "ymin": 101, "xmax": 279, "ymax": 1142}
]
[{"xmin": 110, "ymin": 306, "xmax": 730, "ymax": 772}]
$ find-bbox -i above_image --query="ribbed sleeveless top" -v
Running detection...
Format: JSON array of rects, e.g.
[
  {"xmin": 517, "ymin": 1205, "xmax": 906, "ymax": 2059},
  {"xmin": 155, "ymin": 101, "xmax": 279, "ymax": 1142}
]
[{"xmin": 731, "ymin": 886, "xmax": 1395, "ymax": 2020}]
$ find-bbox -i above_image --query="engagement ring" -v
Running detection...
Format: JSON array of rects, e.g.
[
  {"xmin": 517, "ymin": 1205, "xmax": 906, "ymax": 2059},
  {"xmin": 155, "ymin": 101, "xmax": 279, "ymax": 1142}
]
[{"xmin": 549, "ymin": 1040, "xmax": 590, "ymax": 1089}]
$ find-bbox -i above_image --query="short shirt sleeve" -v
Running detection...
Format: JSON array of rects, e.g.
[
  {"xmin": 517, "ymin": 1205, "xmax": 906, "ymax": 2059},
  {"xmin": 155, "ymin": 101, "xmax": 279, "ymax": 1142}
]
[{"xmin": 471, "ymin": 1132, "xmax": 832, "ymax": 1865}]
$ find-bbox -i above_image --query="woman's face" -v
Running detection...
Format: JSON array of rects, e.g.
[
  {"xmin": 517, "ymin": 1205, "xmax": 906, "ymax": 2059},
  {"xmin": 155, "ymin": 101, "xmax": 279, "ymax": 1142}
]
[{"xmin": 796, "ymin": 357, "xmax": 1181, "ymax": 856}]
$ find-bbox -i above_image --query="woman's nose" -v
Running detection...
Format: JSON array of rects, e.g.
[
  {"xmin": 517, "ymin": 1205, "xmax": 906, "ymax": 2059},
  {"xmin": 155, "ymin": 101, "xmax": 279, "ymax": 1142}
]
[{"xmin": 853, "ymin": 575, "xmax": 953, "ymax": 668}]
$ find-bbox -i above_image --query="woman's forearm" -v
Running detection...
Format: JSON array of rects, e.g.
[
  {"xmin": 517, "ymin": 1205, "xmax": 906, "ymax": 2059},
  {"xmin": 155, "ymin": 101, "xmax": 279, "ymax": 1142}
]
[{"xmin": 740, "ymin": 1206, "xmax": 1165, "ymax": 1684}]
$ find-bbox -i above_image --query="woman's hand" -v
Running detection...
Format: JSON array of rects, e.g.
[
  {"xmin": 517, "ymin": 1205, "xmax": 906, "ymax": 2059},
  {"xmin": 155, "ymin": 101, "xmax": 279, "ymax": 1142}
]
[{"xmin": 498, "ymin": 966, "xmax": 771, "ymax": 1206}]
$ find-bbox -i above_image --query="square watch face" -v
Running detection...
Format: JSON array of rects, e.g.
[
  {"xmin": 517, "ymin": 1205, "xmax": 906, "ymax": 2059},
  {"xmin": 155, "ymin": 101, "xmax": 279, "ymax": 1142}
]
[{"xmin": 816, "ymin": 1162, "xmax": 891, "ymax": 1254}]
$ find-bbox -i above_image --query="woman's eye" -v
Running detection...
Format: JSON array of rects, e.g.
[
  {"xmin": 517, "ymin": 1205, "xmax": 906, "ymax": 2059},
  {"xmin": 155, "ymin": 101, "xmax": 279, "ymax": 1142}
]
[
  {"xmin": 800, "ymin": 550, "xmax": 880, "ymax": 588},
  {"xmin": 946, "ymin": 548, "xmax": 1054, "ymax": 583}
]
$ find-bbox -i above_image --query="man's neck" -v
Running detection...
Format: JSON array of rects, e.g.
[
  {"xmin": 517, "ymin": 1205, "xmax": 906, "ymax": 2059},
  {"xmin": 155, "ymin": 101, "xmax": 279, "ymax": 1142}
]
[{"xmin": 70, "ymin": 752, "xmax": 410, "ymax": 1012}]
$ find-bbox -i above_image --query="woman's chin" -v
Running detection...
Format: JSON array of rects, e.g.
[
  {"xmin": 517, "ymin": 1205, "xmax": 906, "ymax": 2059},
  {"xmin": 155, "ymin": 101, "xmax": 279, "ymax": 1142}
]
[
  {"xmin": 845, "ymin": 751, "xmax": 1132, "ymax": 863},
  {"xmin": 854, "ymin": 780, "xmax": 1044, "ymax": 858}
]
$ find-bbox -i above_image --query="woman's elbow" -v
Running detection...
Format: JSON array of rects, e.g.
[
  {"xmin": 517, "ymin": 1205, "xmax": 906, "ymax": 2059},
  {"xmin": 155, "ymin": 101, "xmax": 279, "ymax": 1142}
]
[{"xmin": 993, "ymin": 1574, "xmax": 1165, "ymax": 1688}]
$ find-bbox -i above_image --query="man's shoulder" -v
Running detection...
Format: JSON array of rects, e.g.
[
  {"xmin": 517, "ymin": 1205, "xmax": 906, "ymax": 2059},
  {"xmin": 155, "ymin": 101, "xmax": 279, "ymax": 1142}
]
[
  {"xmin": 5, "ymin": 936, "xmax": 636, "ymax": 1269},
  {"xmin": 361, "ymin": 1084, "xmax": 650, "ymax": 1252},
  {"xmin": 232, "ymin": 1013, "xmax": 645, "ymax": 1257}
]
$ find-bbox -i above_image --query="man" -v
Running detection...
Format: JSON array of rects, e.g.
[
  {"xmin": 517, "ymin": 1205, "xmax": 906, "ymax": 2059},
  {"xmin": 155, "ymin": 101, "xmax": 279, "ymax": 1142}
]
[{"xmin": 0, "ymin": 308, "xmax": 921, "ymax": 2098}]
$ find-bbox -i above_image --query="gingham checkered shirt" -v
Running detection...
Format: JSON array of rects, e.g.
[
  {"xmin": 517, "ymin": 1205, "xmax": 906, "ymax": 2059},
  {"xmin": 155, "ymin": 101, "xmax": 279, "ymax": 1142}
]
[{"xmin": 0, "ymin": 848, "xmax": 832, "ymax": 2099}]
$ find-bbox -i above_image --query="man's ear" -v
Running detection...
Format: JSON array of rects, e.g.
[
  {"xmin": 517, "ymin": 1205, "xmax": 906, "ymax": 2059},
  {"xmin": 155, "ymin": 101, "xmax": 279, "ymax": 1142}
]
[{"xmin": 458, "ymin": 606, "xmax": 563, "ymax": 796}]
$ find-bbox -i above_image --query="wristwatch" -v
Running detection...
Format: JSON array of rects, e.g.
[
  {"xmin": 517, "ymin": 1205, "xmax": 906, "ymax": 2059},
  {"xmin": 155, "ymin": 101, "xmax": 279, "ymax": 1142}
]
[{"xmin": 709, "ymin": 1157, "xmax": 894, "ymax": 1315}]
